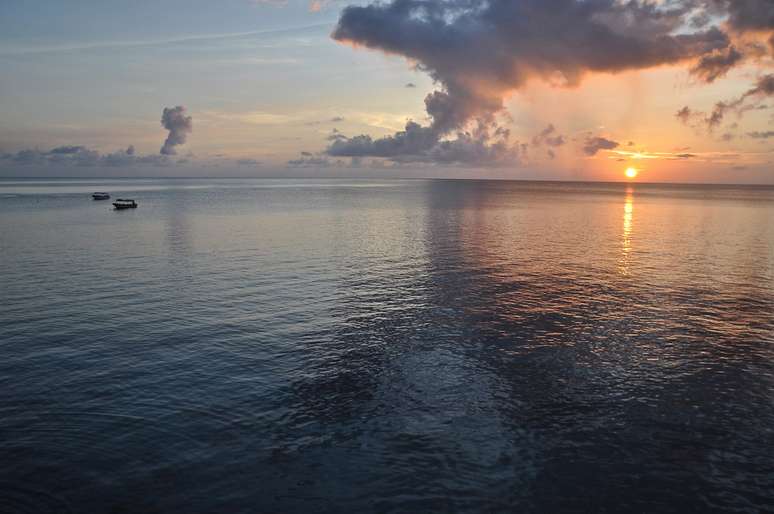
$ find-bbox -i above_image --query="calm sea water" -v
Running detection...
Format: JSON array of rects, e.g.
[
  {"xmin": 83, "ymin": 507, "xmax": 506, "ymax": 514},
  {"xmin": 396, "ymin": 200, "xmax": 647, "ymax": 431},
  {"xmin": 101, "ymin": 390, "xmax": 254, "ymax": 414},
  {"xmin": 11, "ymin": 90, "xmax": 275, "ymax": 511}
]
[{"xmin": 1, "ymin": 178, "xmax": 773, "ymax": 513}]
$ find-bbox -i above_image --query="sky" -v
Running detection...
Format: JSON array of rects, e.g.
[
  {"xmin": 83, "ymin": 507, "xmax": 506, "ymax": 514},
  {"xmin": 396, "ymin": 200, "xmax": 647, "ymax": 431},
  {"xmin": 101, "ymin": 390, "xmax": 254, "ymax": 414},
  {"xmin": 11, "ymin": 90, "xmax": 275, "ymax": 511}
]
[{"xmin": 0, "ymin": 0, "xmax": 773, "ymax": 183}]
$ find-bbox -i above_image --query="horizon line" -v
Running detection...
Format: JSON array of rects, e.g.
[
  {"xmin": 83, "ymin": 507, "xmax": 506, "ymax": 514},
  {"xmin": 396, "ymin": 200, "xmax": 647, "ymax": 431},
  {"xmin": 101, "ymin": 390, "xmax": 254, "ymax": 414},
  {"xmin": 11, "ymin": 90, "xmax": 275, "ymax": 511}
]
[{"xmin": 1, "ymin": 176, "xmax": 773, "ymax": 188}]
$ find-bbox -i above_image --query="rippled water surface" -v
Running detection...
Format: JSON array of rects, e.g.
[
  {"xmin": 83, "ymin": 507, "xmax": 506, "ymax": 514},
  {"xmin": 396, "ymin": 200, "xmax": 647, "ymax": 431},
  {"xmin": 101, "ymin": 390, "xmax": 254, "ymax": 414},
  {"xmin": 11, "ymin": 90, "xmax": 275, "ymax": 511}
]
[{"xmin": 1, "ymin": 178, "xmax": 774, "ymax": 513}]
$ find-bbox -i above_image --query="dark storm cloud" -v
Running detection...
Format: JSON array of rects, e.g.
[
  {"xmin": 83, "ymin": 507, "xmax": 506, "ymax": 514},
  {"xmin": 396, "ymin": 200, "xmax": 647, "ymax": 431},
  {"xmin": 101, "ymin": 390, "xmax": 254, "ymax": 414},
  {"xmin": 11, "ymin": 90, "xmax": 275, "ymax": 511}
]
[
  {"xmin": 334, "ymin": 0, "xmax": 729, "ymax": 103},
  {"xmin": 719, "ymin": 0, "xmax": 774, "ymax": 32},
  {"xmin": 583, "ymin": 136, "xmax": 620, "ymax": 156},
  {"xmin": 160, "ymin": 106, "xmax": 193, "ymax": 156},
  {"xmin": 327, "ymin": 0, "xmax": 748, "ymax": 164},
  {"xmin": 654, "ymin": 1, "xmax": 774, "ymax": 35}
]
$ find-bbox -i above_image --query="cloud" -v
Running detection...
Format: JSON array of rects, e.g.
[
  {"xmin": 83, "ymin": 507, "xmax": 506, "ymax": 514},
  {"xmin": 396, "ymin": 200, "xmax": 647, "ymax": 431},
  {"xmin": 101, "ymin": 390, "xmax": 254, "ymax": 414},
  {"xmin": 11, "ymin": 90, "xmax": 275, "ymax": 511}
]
[
  {"xmin": 305, "ymin": 116, "xmax": 346, "ymax": 126},
  {"xmin": 327, "ymin": 120, "xmax": 437, "ymax": 158},
  {"xmin": 405, "ymin": 82, "xmax": 416, "ymax": 88},
  {"xmin": 102, "ymin": 146, "xmax": 164, "ymax": 167},
  {"xmin": 676, "ymin": 106, "xmax": 695, "ymax": 124},
  {"xmin": 422, "ymin": 131, "xmax": 522, "ymax": 166},
  {"xmin": 748, "ymin": 130, "xmax": 774, "ymax": 139},
  {"xmin": 690, "ymin": 46, "xmax": 743, "ymax": 83},
  {"xmin": 678, "ymin": 73, "xmax": 774, "ymax": 129},
  {"xmin": 690, "ymin": 1, "xmax": 774, "ymax": 55},
  {"xmin": 583, "ymin": 136, "xmax": 620, "ymax": 156},
  {"xmin": 747, "ymin": 74, "xmax": 774, "ymax": 96},
  {"xmin": 49, "ymin": 145, "xmax": 88, "ymax": 155},
  {"xmin": 160, "ymin": 106, "xmax": 193, "ymax": 156},
  {"xmin": 532, "ymin": 124, "xmax": 566, "ymax": 148},
  {"xmin": 1, "ymin": 145, "xmax": 169, "ymax": 168},
  {"xmin": 288, "ymin": 154, "xmax": 334, "ymax": 167},
  {"xmin": 718, "ymin": 0, "xmax": 774, "ymax": 32},
  {"xmin": 326, "ymin": 120, "xmax": 522, "ymax": 166},
  {"xmin": 329, "ymin": 0, "xmax": 741, "ymax": 165}
]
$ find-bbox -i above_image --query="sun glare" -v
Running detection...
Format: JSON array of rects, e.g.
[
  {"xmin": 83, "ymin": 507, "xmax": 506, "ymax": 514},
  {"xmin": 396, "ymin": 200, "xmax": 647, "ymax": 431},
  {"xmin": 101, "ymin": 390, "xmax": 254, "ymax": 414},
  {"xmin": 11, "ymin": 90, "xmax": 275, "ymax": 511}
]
[{"xmin": 625, "ymin": 167, "xmax": 638, "ymax": 179}]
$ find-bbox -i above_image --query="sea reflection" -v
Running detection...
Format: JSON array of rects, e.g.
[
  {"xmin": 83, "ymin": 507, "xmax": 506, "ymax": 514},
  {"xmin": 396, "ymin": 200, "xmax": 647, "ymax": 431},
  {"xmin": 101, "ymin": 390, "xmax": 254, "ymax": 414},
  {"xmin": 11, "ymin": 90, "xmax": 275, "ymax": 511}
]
[
  {"xmin": 1, "ymin": 179, "xmax": 773, "ymax": 513},
  {"xmin": 619, "ymin": 186, "xmax": 634, "ymax": 276}
]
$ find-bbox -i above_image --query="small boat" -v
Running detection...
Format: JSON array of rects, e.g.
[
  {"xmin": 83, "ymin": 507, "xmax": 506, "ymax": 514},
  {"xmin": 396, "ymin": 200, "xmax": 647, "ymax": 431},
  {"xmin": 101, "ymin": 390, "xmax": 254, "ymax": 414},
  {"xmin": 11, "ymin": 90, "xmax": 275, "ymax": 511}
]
[
  {"xmin": 113, "ymin": 199, "xmax": 138, "ymax": 209},
  {"xmin": 92, "ymin": 192, "xmax": 110, "ymax": 200}
]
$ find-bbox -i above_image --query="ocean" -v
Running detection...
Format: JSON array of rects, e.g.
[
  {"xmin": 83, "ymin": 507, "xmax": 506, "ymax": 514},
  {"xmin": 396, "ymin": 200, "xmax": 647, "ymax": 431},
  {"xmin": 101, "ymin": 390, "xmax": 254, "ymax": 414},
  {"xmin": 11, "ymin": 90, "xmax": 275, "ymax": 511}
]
[{"xmin": 1, "ymin": 178, "xmax": 773, "ymax": 512}]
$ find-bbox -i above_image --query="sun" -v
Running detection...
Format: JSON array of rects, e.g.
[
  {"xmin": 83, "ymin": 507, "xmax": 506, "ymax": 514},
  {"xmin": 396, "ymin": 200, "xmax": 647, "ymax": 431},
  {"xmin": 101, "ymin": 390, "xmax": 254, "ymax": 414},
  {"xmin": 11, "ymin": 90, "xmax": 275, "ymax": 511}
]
[{"xmin": 625, "ymin": 167, "xmax": 639, "ymax": 179}]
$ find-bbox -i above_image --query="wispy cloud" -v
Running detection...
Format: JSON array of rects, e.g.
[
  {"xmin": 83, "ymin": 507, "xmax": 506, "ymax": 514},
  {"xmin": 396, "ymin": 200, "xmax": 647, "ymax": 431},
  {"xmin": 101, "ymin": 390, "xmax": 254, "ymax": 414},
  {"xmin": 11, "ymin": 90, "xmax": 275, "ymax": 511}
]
[
  {"xmin": 677, "ymin": 74, "xmax": 774, "ymax": 130},
  {"xmin": 609, "ymin": 149, "xmax": 771, "ymax": 165},
  {"xmin": 0, "ymin": 24, "xmax": 330, "ymax": 56}
]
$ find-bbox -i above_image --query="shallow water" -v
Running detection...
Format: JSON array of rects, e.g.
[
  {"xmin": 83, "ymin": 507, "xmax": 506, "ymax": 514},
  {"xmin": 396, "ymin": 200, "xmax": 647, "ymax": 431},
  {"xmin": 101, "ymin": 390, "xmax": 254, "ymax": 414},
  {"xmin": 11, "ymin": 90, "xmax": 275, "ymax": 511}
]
[{"xmin": 1, "ymin": 178, "xmax": 773, "ymax": 512}]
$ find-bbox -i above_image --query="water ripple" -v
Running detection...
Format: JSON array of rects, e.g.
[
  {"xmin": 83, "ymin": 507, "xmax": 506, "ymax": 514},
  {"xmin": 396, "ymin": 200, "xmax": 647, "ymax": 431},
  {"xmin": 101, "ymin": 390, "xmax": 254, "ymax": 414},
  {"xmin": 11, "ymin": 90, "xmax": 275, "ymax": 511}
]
[{"xmin": 1, "ymin": 179, "xmax": 773, "ymax": 512}]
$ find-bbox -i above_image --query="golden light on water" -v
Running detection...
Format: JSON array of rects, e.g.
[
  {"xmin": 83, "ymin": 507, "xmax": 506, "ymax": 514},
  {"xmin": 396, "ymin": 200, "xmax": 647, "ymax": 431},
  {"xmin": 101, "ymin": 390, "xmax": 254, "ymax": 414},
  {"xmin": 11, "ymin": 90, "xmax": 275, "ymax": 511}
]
[
  {"xmin": 625, "ymin": 167, "xmax": 639, "ymax": 179},
  {"xmin": 619, "ymin": 187, "xmax": 634, "ymax": 276}
]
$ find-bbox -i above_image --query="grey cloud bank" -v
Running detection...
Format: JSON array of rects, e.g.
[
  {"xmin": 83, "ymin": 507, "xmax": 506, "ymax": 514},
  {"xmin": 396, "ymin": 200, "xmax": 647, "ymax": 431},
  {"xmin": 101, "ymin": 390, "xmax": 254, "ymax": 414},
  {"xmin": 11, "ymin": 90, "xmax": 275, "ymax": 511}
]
[{"xmin": 0, "ymin": 145, "xmax": 168, "ymax": 168}]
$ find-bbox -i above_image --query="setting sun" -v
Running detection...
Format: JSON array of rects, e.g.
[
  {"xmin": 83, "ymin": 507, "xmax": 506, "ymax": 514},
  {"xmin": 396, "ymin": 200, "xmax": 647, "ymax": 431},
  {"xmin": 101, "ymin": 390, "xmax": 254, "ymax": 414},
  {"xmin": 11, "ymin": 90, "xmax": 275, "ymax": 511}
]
[{"xmin": 625, "ymin": 167, "xmax": 639, "ymax": 179}]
